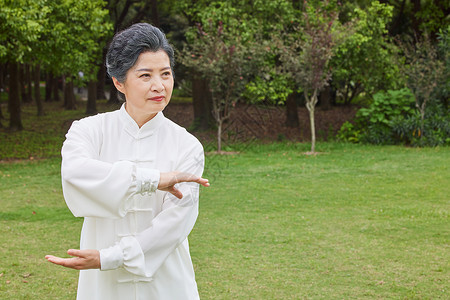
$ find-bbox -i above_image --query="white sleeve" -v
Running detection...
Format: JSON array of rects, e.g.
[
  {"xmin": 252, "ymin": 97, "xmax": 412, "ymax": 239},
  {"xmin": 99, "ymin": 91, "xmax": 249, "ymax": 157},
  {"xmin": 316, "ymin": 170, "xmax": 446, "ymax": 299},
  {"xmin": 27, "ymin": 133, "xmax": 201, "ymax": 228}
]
[
  {"xmin": 99, "ymin": 141, "xmax": 204, "ymax": 277},
  {"xmin": 61, "ymin": 120, "xmax": 160, "ymax": 219}
]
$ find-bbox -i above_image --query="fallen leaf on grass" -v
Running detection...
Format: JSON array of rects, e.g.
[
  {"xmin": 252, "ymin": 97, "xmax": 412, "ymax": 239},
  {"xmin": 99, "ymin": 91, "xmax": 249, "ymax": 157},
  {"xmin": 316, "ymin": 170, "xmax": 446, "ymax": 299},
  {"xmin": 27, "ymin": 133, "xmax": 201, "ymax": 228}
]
[{"xmin": 22, "ymin": 273, "xmax": 31, "ymax": 278}]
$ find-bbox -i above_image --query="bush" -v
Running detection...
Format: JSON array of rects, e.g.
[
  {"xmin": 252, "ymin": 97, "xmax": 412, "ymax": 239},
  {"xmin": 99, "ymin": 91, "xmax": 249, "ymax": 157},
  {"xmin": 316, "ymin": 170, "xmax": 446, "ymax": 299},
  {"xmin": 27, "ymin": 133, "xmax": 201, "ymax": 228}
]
[
  {"xmin": 338, "ymin": 88, "xmax": 449, "ymax": 146},
  {"xmin": 338, "ymin": 88, "xmax": 415, "ymax": 144},
  {"xmin": 336, "ymin": 121, "xmax": 360, "ymax": 143},
  {"xmin": 391, "ymin": 102, "xmax": 450, "ymax": 147}
]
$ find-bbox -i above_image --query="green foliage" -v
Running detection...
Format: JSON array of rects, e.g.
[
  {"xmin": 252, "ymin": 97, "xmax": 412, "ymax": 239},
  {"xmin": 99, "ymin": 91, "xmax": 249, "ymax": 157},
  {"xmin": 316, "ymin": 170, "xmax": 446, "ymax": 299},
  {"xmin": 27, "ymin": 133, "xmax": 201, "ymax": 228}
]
[
  {"xmin": 357, "ymin": 89, "xmax": 415, "ymax": 126},
  {"xmin": 180, "ymin": 1, "xmax": 272, "ymax": 150},
  {"xmin": 336, "ymin": 121, "xmax": 361, "ymax": 143},
  {"xmin": 277, "ymin": 0, "xmax": 340, "ymax": 96},
  {"xmin": 339, "ymin": 86, "xmax": 449, "ymax": 147},
  {"xmin": 391, "ymin": 103, "xmax": 450, "ymax": 147},
  {"xmin": 180, "ymin": 0, "xmax": 298, "ymax": 106},
  {"xmin": 398, "ymin": 34, "xmax": 446, "ymax": 148},
  {"xmin": 436, "ymin": 25, "xmax": 450, "ymax": 104},
  {"xmin": 416, "ymin": 0, "xmax": 450, "ymax": 35},
  {"xmin": 331, "ymin": 1, "xmax": 401, "ymax": 104},
  {"xmin": 41, "ymin": 0, "xmax": 112, "ymax": 81},
  {"xmin": 243, "ymin": 73, "xmax": 293, "ymax": 105},
  {"xmin": 0, "ymin": 0, "xmax": 50, "ymax": 62},
  {"xmin": 180, "ymin": 19, "xmax": 251, "ymax": 115},
  {"xmin": 338, "ymin": 88, "xmax": 415, "ymax": 145},
  {"xmin": 0, "ymin": 0, "xmax": 111, "ymax": 81}
]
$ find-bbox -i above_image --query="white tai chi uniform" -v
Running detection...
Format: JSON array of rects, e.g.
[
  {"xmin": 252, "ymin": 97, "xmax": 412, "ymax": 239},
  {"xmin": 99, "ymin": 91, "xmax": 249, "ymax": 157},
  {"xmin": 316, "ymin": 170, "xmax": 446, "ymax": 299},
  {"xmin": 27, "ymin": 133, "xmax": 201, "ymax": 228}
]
[{"xmin": 61, "ymin": 104, "xmax": 204, "ymax": 299}]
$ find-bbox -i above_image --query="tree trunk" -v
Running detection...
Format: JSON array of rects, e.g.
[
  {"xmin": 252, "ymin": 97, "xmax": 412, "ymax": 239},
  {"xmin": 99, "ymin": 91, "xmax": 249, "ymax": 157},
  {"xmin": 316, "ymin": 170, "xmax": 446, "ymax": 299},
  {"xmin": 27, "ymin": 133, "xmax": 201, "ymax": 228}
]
[
  {"xmin": 108, "ymin": 83, "xmax": 120, "ymax": 104},
  {"xmin": 86, "ymin": 79, "xmax": 97, "ymax": 115},
  {"xmin": 64, "ymin": 79, "xmax": 77, "ymax": 110},
  {"xmin": 0, "ymin": 63, "xmax": 4, "ymax": 92},
  {"xmin": 217, "ymin": 119, "xmax": 222, "ymax": 153},
  {"xmin": 34, "ymin": 65, "xmax": 44, "ymax": 116},
  {"xmin": 19, "ymin": 64, "xmax": 29, "ymax": 104},
  {"xmin": 8, "ymin": 62, "xmax": 23, "ymax": 131},
  {"xmin": 97, "ymin": 53, "xmax": 107, "ymax": 100},
  {"xmin": 0, "ymin": 64, "xmax": 3, "ymax": 124},
  {"xmin": 285, "ymin": 92, "xmax": 299, "ymax": 128},
  {"xmin": 192, "ymin": 73, "xmax": 213, "ymax": 130},
  {"xmin": 0, "ymin": 99, "xmax": 4, "ymax": 124},
  {"xmin": 308, "ymin": 104, "xmax": 316, "ymax": 153},
  {"xmin": 151, "ymin": 0, "xmax": 159, "ymax": 27},
  {"xmin": 390, "ymin": 0, "xmax": 406, "ymax": 35},
  {"xmin": 45, "ymin": 72, "xmax": 53, "ymax": 102},
  {"xmin": 305, "ymin": 90, "xmax": 318, "ymax": 153},
  {"xmin": 411, "ymin": 0, "xmax": 421, "ymax": 37},
  {"xmin": 26, "ymin": 65, "xmax": 33, "ymax": 103},
  {"xmin": 53, "ymin": 76, "xmax": 60, "ymax": 102}
]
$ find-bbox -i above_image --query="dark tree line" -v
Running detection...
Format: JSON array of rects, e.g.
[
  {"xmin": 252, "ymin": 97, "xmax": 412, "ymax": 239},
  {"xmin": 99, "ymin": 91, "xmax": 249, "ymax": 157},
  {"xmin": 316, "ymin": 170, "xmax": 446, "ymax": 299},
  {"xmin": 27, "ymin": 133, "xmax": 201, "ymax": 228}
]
[{"xmin": 1, "ymin": 0, "xmax": 448, "ymax": 139}]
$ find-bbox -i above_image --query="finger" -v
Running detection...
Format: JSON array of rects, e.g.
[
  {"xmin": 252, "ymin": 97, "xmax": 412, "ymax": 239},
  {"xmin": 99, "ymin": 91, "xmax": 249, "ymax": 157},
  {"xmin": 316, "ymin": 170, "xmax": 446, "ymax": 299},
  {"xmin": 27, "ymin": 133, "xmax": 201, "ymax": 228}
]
[
  {"xmin": 46, "ymin": 255, "xmax": 73, "ymax": 267},
  {"xmin": 67, "ymin": 249, "xmax": 82, "ymax": 257},
  {"xmin": 198, "ymin": 178, "xmax": 210, "ymax": 187},
  {"xmin": 169, "ymin": 187, "xmax": 183, "ymax": 199},
  {"xmin": 178, "ymin": 173, "xmax": 210, "ymax": 185},
  {"xmin": 45, "ymin": 255, "xmax": 57, "ymax": 262}
]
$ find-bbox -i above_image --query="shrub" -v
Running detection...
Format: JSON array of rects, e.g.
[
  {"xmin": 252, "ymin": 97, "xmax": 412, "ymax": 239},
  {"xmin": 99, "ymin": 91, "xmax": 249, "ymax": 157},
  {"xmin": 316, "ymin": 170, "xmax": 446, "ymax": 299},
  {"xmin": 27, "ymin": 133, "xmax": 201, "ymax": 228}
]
[
  {"xmin": 338, "ymin": 88, "xmax": 450, "ymax": 146},
  {"xmin": 337, "ymin": 121, "xmax": 360, "ymax": 143},
  {"xmin": 338, "ymin": 88, "xmax": 415, "ymax": 144},
  {"xmin": 391, "ymin": 102, "xmax": 450, "ymax": 147}
]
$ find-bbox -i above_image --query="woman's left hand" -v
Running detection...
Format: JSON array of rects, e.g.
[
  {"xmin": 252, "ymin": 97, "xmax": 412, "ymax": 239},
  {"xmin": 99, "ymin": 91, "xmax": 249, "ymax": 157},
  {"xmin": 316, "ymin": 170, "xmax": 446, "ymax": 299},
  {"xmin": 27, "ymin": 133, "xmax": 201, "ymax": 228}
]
[{"xmin": 45, "ymin": 249, "xmax": 100, "ymax": 270}]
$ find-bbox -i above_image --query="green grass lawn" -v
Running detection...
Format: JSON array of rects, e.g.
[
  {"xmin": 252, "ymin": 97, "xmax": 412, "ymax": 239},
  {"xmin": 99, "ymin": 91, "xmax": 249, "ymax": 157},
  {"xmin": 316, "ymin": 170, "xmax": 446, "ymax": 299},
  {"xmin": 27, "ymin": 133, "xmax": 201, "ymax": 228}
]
[
  {"xmin": 0, "ymin": 100, "xmax": 121, "ymax": 160},
  {"xmin": 0, "ymin": 142, "xmax": 448, "ymax": 299}
]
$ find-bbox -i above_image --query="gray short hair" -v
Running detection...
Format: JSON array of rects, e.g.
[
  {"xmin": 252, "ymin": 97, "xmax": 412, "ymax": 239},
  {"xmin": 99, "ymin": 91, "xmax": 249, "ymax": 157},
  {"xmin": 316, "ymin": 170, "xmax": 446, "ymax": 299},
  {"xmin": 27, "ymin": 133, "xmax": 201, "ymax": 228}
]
[{"xmin": 106, "ymin": 23, "xmax": 175, "ymax": 83}]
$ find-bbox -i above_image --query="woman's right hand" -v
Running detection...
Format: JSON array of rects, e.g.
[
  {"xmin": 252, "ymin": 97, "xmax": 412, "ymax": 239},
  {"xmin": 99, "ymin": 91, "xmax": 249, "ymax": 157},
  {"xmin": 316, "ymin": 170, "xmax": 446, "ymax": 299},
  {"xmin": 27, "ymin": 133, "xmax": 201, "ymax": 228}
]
[{"xmin": 158, "ymin": 172, "xmax": 209, "ymax": 199}]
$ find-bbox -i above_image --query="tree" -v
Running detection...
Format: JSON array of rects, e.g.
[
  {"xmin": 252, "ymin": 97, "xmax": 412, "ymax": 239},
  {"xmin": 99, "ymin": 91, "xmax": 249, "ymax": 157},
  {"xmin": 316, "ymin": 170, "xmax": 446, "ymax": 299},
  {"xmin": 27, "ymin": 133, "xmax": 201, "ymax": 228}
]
[
  {"xmin": 86, "ymin": 80, "xmax": 98, "ymax": 115},
  {"xmin": 0, "ymin": 0, "xmax": 49, "ymax": 130},
  {"xmin": 39, "ymin": 0, "xmax": 111, "ymax": 111},
  {"xmin": 0, "ymin": 0, "xmax": 110, "ymax": 130},
  {"xmin": 33, "ymin": 65, "xmax": 44, "ymax": 116},
  {"xmin": 278, "ymin": 1, "xmax": 341, "ymax": 153},
  {"xmin": 400, "ymin": 36, "xmax": 445, "ymax": 141},
  {"xmin": 177, "ymin": 0, "xmax": 298, "ymax": 131},
  {"xmin": 180, "ymin": 19, "xmax": 251, "ymax": 152},
  {"xmin": 331, "ymin": 1, "xmax": 400, "ymax": 104}
]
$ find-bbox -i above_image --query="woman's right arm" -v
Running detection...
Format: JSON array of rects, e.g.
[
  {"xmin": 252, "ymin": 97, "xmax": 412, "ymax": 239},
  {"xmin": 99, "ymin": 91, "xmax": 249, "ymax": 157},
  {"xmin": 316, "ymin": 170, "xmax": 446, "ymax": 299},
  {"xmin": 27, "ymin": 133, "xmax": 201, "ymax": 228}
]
[{"xmin": 61, "ymin": 119, "xmax": 160, "ymax": 219}]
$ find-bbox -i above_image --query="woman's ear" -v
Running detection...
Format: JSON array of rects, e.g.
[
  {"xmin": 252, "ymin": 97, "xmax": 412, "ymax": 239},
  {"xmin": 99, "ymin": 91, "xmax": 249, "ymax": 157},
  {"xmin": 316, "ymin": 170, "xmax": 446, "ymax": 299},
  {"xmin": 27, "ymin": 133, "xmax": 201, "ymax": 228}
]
[{"xmin": 112, "ymin": 77, "xmax": 125, "ymax": 94}]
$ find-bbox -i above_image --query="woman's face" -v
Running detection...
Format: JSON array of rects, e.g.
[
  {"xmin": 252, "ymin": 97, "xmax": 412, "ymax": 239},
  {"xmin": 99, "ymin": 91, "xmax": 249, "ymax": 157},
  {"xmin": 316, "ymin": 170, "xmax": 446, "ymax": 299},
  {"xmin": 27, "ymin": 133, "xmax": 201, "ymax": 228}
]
[{"xmin": 113, "ymin": 50, "xmax": 174, "ymax": 126}]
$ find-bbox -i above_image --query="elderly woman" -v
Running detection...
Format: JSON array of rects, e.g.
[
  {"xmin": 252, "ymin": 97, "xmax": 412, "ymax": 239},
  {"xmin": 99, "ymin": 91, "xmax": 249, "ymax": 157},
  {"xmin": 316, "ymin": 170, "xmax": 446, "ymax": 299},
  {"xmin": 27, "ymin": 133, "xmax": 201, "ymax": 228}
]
[{"xmin": 45, "ymin": 23, "xmax": 209, "ymax": 299}]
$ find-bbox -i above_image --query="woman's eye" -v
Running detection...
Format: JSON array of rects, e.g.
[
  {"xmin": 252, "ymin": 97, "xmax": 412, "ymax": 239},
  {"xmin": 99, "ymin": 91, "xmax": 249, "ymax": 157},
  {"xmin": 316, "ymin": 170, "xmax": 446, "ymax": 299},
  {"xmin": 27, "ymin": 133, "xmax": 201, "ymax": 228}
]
[
  {"xmin": 140, "ymin": 74, "xmax": 150, "ymax": 78},
  {"xmin": 163, "ymin": 72, "xmax": 171, "ymax": 77}
]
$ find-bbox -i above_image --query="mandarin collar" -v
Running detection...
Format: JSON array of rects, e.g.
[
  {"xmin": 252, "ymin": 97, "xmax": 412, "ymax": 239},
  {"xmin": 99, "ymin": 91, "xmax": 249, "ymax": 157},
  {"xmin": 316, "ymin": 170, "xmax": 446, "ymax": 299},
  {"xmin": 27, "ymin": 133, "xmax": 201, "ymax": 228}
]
[{"xmin": 119, "ymin": 104, "xmax": 165, "ymax": 139}]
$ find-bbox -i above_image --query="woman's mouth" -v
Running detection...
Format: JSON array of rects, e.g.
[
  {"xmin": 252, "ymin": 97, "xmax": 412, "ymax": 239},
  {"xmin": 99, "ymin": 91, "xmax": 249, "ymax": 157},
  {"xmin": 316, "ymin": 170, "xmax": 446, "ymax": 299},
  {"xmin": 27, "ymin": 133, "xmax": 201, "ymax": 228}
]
[{"xmin": 148, "ymin": 96, "xmax": 164, "ymax": 102}]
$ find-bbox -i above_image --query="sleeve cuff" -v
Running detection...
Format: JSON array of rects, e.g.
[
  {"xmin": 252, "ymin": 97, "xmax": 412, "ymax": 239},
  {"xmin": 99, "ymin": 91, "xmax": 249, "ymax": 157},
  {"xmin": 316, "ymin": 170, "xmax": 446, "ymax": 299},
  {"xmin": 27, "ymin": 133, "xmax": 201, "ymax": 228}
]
[
  {"xmin": 100, "ymin": 243, "xmax": 123, "ymax": 271},
  {"xmin": 136, "ymin": 168, "xmax": 160, "ymax": 195},
  {"xmin": 100, "ymin": 236, "xmax": 147, "ymax": 277}
]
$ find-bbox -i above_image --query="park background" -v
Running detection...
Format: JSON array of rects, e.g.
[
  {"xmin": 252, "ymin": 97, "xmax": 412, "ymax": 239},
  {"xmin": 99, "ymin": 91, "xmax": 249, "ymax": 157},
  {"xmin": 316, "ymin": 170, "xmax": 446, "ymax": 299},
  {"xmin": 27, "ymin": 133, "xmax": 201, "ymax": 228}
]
[{"xmin": 0, "ymin": 0, "xmax": 449, "ymax": 298}]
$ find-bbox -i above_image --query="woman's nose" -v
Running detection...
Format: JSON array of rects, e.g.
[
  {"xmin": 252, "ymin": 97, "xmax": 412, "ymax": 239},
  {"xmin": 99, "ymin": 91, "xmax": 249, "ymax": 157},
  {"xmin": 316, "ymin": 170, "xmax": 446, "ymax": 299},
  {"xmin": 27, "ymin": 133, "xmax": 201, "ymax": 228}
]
[{"xmin": 151, "ymin": 78, "xmax": 164, "ymax": 93}]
